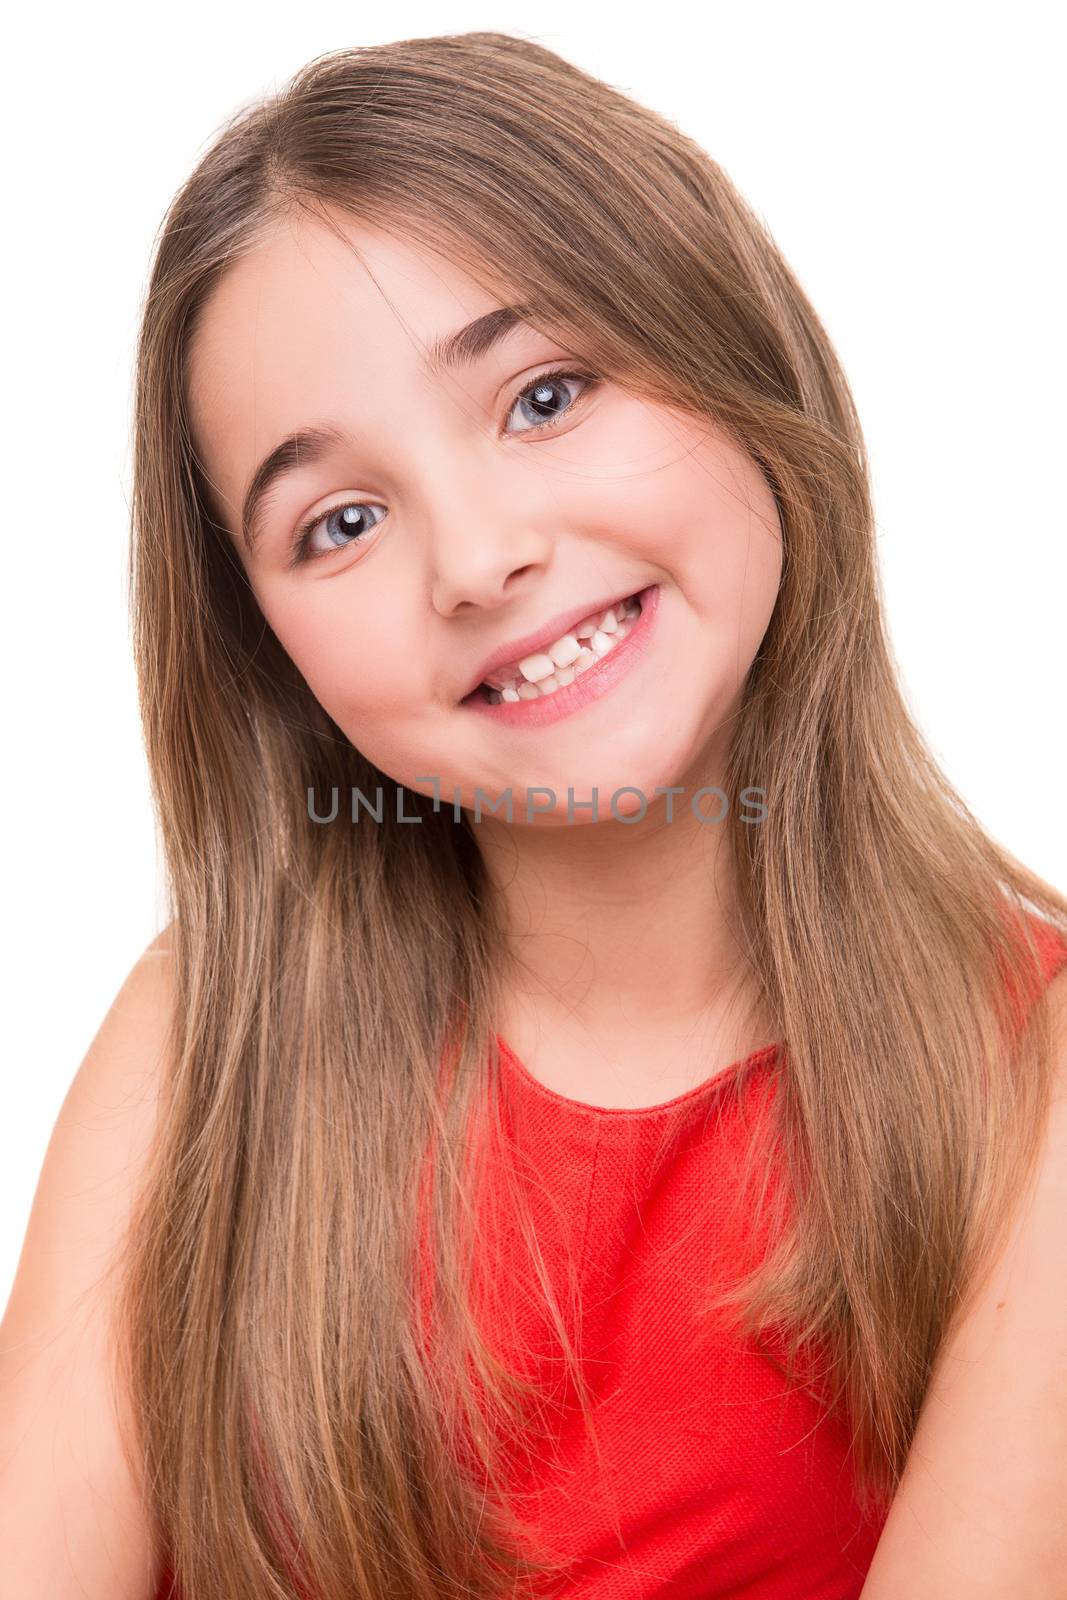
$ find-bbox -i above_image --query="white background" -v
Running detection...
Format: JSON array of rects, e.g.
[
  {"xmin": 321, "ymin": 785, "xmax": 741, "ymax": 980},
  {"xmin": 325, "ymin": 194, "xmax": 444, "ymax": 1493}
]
[{"xmin": 2, "ymin": 1, "xmax": 1063, "ymax": 1313}]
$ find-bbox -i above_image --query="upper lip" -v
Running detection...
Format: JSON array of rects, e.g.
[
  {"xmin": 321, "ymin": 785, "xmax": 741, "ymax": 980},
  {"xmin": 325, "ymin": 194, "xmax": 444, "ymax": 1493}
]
[{"xmin": 460, "ymin": 587, "xmax": 646, "ymax": 700}]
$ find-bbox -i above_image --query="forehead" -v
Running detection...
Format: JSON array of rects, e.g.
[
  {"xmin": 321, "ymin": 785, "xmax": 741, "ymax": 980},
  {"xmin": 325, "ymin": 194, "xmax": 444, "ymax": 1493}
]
[
  {"xmin": 191, "ymin": 214, "xmax": 501, "ymax": 384},
  {"xmin": 186, "ymin": 214, "xmax": 509, "ymax": 510}
]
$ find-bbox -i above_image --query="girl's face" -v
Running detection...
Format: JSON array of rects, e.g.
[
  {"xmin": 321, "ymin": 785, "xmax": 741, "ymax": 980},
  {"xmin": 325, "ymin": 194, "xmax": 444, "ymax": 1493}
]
[{"xmin": 188, "ymin": 212, "xmax": 782, "ymax": 823}]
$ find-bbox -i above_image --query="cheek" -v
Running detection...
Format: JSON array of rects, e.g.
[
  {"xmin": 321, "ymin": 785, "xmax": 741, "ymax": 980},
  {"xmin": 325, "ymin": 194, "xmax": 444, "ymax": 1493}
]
[
  {"xmin": 579, "ymin": 405, "xmax": 782, "ymax": 604},
  {"xmin": 258, "ymin": 595, "xmax": 411, "ymax": 721},
  {"xmin": 645, "ymin": 436, "xmax": 783, "ymax": 622}
]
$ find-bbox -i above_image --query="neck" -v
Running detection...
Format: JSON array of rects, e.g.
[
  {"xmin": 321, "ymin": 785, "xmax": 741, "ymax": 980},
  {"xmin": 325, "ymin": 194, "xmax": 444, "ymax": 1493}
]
[{"xmin": 474, "ymin": 779, "xmax": 772, "ymax": 1057}]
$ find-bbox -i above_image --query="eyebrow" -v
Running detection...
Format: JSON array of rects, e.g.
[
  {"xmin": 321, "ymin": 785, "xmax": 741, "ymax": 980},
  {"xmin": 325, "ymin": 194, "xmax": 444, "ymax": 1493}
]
[{"xmin": 239, "ymin": 303, "xmax": 534, "ymax": 554}]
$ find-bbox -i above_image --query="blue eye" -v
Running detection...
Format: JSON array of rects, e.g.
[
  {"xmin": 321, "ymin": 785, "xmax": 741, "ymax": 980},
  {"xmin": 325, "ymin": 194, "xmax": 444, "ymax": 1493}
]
[
  {"xmin": 287, "ymin": 364, "xmax": 600, "ymax": 567},
  {"xmin": 505, "ymin": 366, "xmax": 598, "ymax": 434},
  {"xmin": 288, "ymin": 501, "xmax": 386, "ymax": 568}
]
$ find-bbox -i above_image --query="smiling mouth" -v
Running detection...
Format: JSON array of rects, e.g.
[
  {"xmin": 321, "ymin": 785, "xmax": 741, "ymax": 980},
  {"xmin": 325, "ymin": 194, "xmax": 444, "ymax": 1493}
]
[{"xmin": 461, "ymin": 590, "xmax": 646, "ymax": 705}]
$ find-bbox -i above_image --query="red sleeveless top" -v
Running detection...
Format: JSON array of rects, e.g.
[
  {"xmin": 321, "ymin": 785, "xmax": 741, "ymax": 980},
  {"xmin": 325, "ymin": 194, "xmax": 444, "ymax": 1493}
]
[
  {"xmin": 154, "ymin": 914, "xmax": 1067, "ymax": 1600},
  {"xmin": 459, "ymin": 1035, "xmax": 879, "ymax": 1599},
  {"xmin": 450, "ymin": 913, "xmax": 1067, "ymax": 1597}
]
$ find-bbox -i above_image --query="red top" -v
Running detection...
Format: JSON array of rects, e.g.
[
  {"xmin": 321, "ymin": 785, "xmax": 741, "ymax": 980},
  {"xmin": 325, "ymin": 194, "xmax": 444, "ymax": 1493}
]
[
  {"xmin": 454, "ymin": 911, "xmax": 1067, "ymax": 1598},
  {"xmin": 463, "ymin": 1037, "xmax": 878, "ymax": 1599},
  {"xmin": 154, "ymin": 914, "xmax": 1067, "ymax": 1600}
]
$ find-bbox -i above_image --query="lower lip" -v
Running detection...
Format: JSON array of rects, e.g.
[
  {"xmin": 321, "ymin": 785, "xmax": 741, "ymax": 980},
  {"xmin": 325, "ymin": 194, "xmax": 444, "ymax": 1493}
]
[{"xmin": 460, "ymin": 584, "xmax": 661, "ymax": 729}]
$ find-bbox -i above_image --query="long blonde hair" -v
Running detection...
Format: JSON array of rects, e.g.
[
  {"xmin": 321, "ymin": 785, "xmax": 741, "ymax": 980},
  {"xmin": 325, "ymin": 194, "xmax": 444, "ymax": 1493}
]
[{"xmin": 116, "ymin": 31, "xmax": 1067, "ymax": 1599}]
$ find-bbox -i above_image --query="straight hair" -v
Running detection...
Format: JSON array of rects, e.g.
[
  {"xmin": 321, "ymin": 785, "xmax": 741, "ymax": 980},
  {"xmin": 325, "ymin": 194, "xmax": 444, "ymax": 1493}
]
[{"xmin": 116, "ymin": 31, "xmax": 1067, "ymax": 1599}]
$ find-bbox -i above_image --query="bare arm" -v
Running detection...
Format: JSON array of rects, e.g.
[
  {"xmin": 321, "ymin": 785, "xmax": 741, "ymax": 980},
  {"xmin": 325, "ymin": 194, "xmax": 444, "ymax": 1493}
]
[
  {"xmin": 859, "ymin": 964, "xmax": 1067, "ymax": 1598},
  {"xmin": 0, "ymin": 930, "xmax": 175, "ymax": 1599}
]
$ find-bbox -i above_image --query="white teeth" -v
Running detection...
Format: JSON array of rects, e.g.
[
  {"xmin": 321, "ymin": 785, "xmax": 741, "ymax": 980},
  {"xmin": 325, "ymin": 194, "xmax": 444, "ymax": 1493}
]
[
  {"xmin": 481, "ymin": 593, "xmax": 645, "ymax": 704},
  {"xmin": 547, "ymin": 634, "xmax": 582, "ymax": 668},
  {"xmin": 483, "ymin": 595, "xmax": 641, "ymax": 693},
  {"xmin": 517, "ymin": 651, "xmax": 555, "ymax": 684}
]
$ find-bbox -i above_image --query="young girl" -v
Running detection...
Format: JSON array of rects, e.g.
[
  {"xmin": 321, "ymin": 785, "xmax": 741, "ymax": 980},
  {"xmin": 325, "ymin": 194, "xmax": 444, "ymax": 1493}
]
[{"xmin": 3, "ymin": 30, "xmax": 1066, "ymax": 1600}]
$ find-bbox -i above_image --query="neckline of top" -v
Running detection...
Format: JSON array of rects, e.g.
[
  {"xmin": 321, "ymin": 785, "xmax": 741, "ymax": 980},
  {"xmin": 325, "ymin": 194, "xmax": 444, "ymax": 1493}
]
[{"xmin": 493, "ymin": 1033, "xmax": 783, "ymax": 1122}]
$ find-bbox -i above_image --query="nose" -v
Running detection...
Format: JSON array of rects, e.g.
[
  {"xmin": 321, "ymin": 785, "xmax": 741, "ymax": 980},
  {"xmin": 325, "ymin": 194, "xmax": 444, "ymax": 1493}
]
[
  {"xmin": 433, "ymin": 549, "xmax": 547, "ymax": 617},
  {"xmin": 426, "ymin": 475, "xmax": 556, "ymax": 618}
]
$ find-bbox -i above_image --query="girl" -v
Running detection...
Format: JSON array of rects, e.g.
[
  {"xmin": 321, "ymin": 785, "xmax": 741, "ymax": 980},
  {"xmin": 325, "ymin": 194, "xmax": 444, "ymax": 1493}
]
[{"xmin": 5, "ymin": 30, "xmax": 1066, "ymax": 1600}]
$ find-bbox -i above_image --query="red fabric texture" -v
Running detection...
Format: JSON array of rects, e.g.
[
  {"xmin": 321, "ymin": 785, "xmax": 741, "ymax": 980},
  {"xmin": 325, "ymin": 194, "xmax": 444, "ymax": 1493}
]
[
  {"xmin": 153, "ymin": 913, "xmax": 1067, "ymax": 1600},
  {"xmin": 453, "ymin": 912, "xmax": 1067, "ymax": 1598},
  {"xmin": 463, "ymin": 1037, "xmax": 875, "ymax": 1600}
]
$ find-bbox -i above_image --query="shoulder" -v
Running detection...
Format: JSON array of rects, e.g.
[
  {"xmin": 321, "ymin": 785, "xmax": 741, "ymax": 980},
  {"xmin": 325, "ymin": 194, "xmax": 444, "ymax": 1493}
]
[
  {"xmin": 119, "ymin": 920, "xmax": 176, "ymax": 1018},
  {"xmin": 1046, "ymin": 958, "xmax": 1067, "ymax": 1068},
  {"xmin": 8, "ymin": 921, "xmax": 178, "ymax": 1313},
  {"xmin": 859, "ymin": 918, "xmax": 1067, "ymax": 1595},
  {"xmin": 44, "ymin": 926, "xmax": 178, "ymax": 1217},
  {"xmin": 1027, "ymin": 915, "xmax": 1067, "ymax": 1100},
  {"xmin": 0, "ymin": 925, "xmax": 178, "ymax": 1595}
]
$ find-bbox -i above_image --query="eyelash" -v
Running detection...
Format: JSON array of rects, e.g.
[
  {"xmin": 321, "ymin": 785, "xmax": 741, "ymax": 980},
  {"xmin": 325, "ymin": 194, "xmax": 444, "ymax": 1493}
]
[{"xmin": 287, "ymin": 364, "xmax": 600, "ymax": 568}]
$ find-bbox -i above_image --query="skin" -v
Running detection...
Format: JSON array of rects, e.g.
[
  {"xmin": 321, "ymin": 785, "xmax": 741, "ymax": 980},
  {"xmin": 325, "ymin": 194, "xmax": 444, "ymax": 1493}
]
[{"xmin": 187, "ymin": 210, "xmax": 784, "ymax": 1106}]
